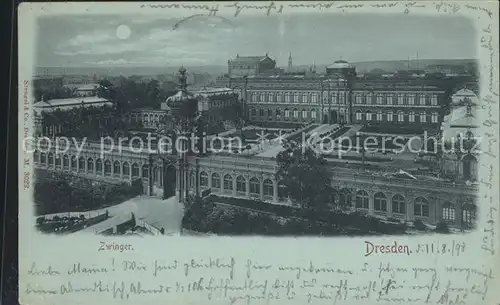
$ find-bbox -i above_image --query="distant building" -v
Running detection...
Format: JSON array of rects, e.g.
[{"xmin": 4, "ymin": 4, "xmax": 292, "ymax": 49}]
[
  {"xmin": 33, "ymin": 96, "xmax": 112, "ymax": 116},
  {"xmin": 326, "ymin": 60, "xmax": 356, "ymax": 80},
  {"xmin": 424, "ymin": 64, "xmax": 466, "ymax": 77},
  {"xmin": 75, "ymin": 83, "xmax": 100, "ymax": 97},
  {"xmin": 228, "ymin": 54, "xmax": 276, "ymax": 77}
]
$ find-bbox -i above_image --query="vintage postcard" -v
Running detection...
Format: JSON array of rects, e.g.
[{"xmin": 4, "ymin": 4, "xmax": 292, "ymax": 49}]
[{"xmin": 18, "ymin": 1, "xmax": 499, "ymax": 304}]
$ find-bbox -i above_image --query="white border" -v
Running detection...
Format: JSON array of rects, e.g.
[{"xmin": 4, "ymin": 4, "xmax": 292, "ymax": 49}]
[{"xmin": 18, "ymin": 2, "xmax": 500, "ymax": 305}]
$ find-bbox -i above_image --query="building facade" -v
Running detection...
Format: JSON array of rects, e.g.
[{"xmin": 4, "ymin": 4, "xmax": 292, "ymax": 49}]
[
  {"xmin": 228, "ymin": 54, "xmax": 277, "ymax": 78},
  {"xmin": 33, "ymin": 143, "xmax": 477, "ymax": 229},
  {"xmin": 223, "ymin": 75, "xmax": 446, "ymax": 127}
]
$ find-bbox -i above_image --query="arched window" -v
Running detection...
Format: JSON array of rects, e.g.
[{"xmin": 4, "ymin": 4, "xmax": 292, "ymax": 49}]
[
  {"xmin": 251, "ymin": 108, "xmax": 257, "ymax": 117},
  {"xmin": 267, "ymin": 109, "xmax": 273, "ymax": 119},
  {"xmin": 420, "ymin": 112, "xmax": 427, "ymax": 123},
  {"xmin": 376, "ymin": 111, "xmax": 383, "ymax": 121},
  {"xmin": 211, "ymin": 173, "xmax": 221, "ymax": 189},
  {"xmin": 442, "ymin": 202, "xmax": 455, "ymax": 224},
  {"xmin": 409, "ymin": 111, "xmax": 415, "ymax": 123},
  {"xmin": 249, "ymin": 177, "xmax": 260, "ymax": 195},
  {"xmin": 142, "ymin": 164, "xmax": 149, "ymax": 178},
  {"xmin": 276, "ymin": 93, "xmax": 282, "ymax": 102},
  {"xmin": 339, "ymin": 189, "xmax": 351, "ymax": 207},
  {"xmin": 104, "ymin": 160, "xmax": 112, "ymax": 176},
  {"xmin": 293, "ymin": 108, "xmax": 298, "ymax": 118},
  {"xmin": 122, "ymin": 162, "xmax": 130, "ymax": 176},
  {"xmin": 259, "ymin": 109, "xmax": 264, "ymax": 117},
  {"xmin": 431, "ymin": 112, "xmax": 439, "ymax": 123},
  {"xmin": 284, "ymin": 92, "xmax": 290, "ymax": 103},
  {"xmin": 355, "ymin": 190, "xmax": 369, "ymax": 209},
  {"xmin": 293, "ymin": 92, "xmax": 299, "ymax": 103},
  {"xmin": 398, "ymin": 94, "xmax": 404, "ymax": 105},
  {"xmin": 414, "ymin": 197, "xmax": 429, "ymax": 217},
  {"xmin": 263, "ymin": 179, "xmax": 273, "ymax": 197},
  {"xmin": 374, "ymin": 192, "xmax": 387, "ymax": 212},
  {"xmin": 132, "ymin": 163, "xmax": 139, "ymax": 178},
  {"xmin": 96, "ymin": 159, "xmax": 103, "ymax": 173},
  {"xmin": 236, "ymin": 175, "xmax": 246, "ymax": 193},
  {"xmin": 365, "ymin": 111, "xmax": 372, "ymax": 121},
  {"xmin": 55, "ymin": 154, "xmax": 62, "ymax": 168},
  {"xmin": 268, "ymin": 92, "xmax": 273, "ymax": 102},
  {"xmin": 223, "ymin": 174, "xmax": 233, "ymax": 190},
  {"xmin": 398, "ymin": 111, "xmax": 404, "ymax": 122},
  {"xmin": 392, "ymin": 194, "xmax": 405, "ymax": 214},
  {"xmin": 462, "ymin": 204, "xmax": 476, "ymax": 228},
  {"xmin": 86, "ymin": 158, "xmax": 93, "ymax": 172},
  {"xmin": 34, "ymin": 150, "xmax": 40, "ymax": 164},
  {"xmin": 387, "ymin": 111, "xmax": 393, "ymax": 122},
  {"xmin": 200, "ymin": 171, "xmax": 208, "ymax": 187},
  {"xmin": 78, "ymin": 157, "xmax": 85, "ymax": 172},
  {"xmin": 40, "ymin": 153, "xmax": 46, "ymax": 165},
  {"xmin": 284, "ymin": 108, "xmax": 290, "ymax": 118},
  {"xmin": 311, "ymin": 110, "xmax": 316, "ymax": 119},
  {"xmin": 113, "ymin": 161, "xmax": 121, "ymax": 175},
  {"xmin": 356, "ymin": 110, "xmax": 362, "ymax": 121},
  {"xmin": 71, "ymin": 156, "xmax": 77, "ymax": 171},
  {"xmin": 48, "ymin": 153, "xmax": 54, "ymax": 166}
]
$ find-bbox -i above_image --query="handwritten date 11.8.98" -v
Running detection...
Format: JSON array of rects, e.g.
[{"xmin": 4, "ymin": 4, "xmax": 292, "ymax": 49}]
[{"xmin": 415, "ymin": 240, "xmax": 465, "ymax": 256}]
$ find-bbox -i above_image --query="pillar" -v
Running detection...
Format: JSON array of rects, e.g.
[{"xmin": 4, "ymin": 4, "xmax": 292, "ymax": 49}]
[
  {"xmin": 259, "ymin": 179, "xmax": 264, "ymax": 201},
  {"xmin": 232, "ymin": 176, "xmax": 237, "ymax": 197},
  {"xmin": 245, "ymin": 178, "xmax": 250, "ymax": 198},
  {"xmin": 273, "ymin": 180, "xmax": 278, "ymax": 202},
  {"xmin": 407, "ymin": 196, "xmax": 414, "ymax": 221},
  {"xmin": 386, "ymin": 192, "xmax": 393, "ymax": 218},
  {"xmin": 368, "ymin": 192, "xmax": 374, "ymax": 216}
]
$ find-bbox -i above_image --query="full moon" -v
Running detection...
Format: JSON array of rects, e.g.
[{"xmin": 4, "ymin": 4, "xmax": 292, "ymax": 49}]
[{"xmin": 116, "ymin": 24, "xmax": 131, "ymax": 40}]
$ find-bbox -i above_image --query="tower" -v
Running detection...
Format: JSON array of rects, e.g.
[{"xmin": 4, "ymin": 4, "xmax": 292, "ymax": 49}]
[
  {"xmin": 288, "ymin": 52, "xmax": 293, "ymax": 72},
  {"xmin": 165, "ymin": 66, "xmax": 199, "ymax": 203}
]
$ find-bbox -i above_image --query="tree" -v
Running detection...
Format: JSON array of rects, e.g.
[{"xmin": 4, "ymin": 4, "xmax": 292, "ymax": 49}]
[{"xmin": 276, "ymin": 141, "xmax": 335, "ymax": 209}]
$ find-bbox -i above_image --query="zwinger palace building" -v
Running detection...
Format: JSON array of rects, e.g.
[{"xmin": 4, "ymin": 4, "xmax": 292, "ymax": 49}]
[{"xmin": 220, "ymin": 55, "xmax": 445, "ymax": 129}]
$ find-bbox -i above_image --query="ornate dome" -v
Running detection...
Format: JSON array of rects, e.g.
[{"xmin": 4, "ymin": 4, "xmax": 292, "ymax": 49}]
[
  {"xmin": 165, "ymin": 66, "xmax": 198, "ymax": 118},
  {"xmin": 327, "ymin": 60, "xmax": 353, "ymax": 69}
]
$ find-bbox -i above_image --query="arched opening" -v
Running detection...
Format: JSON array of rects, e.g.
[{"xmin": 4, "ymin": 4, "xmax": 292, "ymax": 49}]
[
  {"xmin": 104, "ymin": 160, "xmax": 112, "ymax": 176},
  {"xmin": 414, "ymin": 197, "xmax": 429, "ymax": 217},
  {"xmin": 200, "ymin": 171, "xmax": 209, "ymax": 189},
  {"xmin": 163, "ymin": 165, "xmax": 176, "ymax": 199},
  {"xmin": 322, "ymin": 114, "xmax": 328, "ymax": 124},
  {"xmin": 87, "ymin": 158, "xmax": 94, "ymax": 173},
  {"xmin": 374, "ymin": 192, "xmax": 387, "ymax": 212},
  {"xmin": 462, "ymin": 154, "xmax": 478, "ymax": 181},
  {"xmin": 461, "ymin": 203, "xmax": 476, "ymax": 229},
  {"xmin": 263, "ymin": 179, "xmax": 274, "ymax": 200},
  {"xmin": 236, "ymin": 175, "xmax": 246, "ymax": 195},
  {"xmin": 249, "ymin": 177, "xmax": 260, "ymax": 198},
  {"xmin": 355, "ymin": 190, "xmax": 369, "ymax": 209},
  {"xmin": 391, "ymin": 194, "xmax": 405, "ymax": 215},
  {"xmin": 442, "ymin": 202, "xmax": 455, "ymax": 224},
  {"xmin": 330, "ymin": 110, "xmax": 338, "ymax": 124},
  {"xmin": 223, "ymin": 174, "xmax": 233, "ymax": 195},
  {"xmin": 339, "ymin": 188, "xmax": 352, "ymax": 208},
  {"xmin": 78, "ymin": 157, "xmax": 85, "ymax": 172}
]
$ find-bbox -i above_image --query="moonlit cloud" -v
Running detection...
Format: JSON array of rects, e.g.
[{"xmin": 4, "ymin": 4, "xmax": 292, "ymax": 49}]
[{"xmin": 36, "ymin": 14, "xmax": 477, "ymax": 68}]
